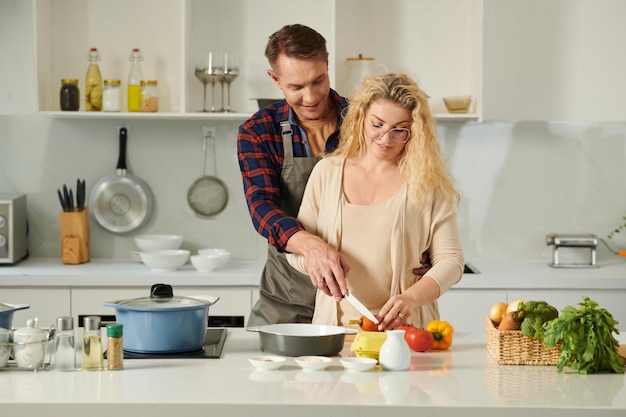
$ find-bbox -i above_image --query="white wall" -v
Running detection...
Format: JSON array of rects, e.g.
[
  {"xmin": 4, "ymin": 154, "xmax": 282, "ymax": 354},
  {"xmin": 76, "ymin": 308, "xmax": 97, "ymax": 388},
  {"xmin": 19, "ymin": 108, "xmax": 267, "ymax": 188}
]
[{"xmin": 1, "ymin": 1, "xmax": 625, "ymax": 265}]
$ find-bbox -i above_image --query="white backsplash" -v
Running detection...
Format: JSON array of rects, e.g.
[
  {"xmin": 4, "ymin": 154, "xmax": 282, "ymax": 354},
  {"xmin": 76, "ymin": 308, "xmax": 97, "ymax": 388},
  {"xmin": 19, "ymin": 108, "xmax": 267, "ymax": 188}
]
[{"xmin": 1, "ymin": 116, "xmax": 625, "ymax": 264}]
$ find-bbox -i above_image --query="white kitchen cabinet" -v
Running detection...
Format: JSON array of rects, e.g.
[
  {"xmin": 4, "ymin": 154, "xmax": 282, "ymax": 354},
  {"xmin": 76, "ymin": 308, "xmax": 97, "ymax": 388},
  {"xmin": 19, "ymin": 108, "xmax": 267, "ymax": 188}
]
[
  {"xmin": 1, "ymin": 288, "xmax": 71, "ymax": 329},
  {"xmin": 33, "ymin": 0, "xmax": 482, "ymax": 121},
  {"xmin": 438, "ymin": 289, "xmax": 507, "ymax": 336},
  {"xmin": 71, "ymin": 286, "xmax": 253, "ymax": 327}
]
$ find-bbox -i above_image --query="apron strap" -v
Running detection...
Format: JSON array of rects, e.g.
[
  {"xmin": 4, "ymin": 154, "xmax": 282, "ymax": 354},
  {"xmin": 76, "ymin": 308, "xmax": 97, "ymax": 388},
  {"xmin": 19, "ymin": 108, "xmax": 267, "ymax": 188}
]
[{"xmin": 281, "ymin": 120, "xmax": 294, "ymax": 160}]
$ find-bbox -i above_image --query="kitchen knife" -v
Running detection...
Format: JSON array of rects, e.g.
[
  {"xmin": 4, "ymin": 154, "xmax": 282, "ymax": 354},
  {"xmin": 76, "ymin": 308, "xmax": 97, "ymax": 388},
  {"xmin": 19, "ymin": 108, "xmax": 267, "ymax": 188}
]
[
  {"xmin": 344, "ymin": 293, "xmax": 379, "ymax": 324},
  {"xmin": 57, "ymin": 189, "xmax": 67, "ymax": 212}
]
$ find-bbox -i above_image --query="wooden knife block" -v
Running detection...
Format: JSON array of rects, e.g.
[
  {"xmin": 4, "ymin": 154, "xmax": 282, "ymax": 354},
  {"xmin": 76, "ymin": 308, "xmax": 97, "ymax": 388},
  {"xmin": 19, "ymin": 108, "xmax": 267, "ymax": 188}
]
[{"xmin": 60, "ymin": 208, "xmax": 91, "ymax": 264}]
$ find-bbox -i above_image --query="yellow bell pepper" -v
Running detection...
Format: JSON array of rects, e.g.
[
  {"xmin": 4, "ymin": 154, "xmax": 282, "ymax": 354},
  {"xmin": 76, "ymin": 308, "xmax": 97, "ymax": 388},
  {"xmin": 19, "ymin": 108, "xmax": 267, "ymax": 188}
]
[{"xmin": 426, "ymin": 320, "xmax": 454, "ymax": 350}]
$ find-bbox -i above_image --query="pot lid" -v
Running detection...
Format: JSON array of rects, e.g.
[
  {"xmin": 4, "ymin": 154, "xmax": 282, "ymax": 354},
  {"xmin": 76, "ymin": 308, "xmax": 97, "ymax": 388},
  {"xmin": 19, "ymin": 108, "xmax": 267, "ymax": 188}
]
[
  {"xmin": 104, "ymin": 283, "xmax": 219, "ymax": 311},
  {"xmin": 0, "ymin": 303, "xmax": 30, "ymax": 313}
]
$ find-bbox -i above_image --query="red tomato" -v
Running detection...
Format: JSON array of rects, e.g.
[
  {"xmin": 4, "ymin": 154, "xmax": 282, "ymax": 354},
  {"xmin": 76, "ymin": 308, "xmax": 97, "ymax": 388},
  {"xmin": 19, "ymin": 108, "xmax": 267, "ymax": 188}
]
[{"xmin": 404, "ymin": 328, "xmax": 434, "ymax": 352}]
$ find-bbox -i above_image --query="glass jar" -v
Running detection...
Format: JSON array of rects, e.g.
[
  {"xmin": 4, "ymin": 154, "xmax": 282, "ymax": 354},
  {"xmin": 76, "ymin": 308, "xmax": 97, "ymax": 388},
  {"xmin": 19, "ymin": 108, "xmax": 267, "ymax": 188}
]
[
  {"xmin": 102, "ymin": 79, "xmax": 121, "ymax": 112},
  {"xmin": 52, "ymin": 316, "xmax": 76, "ymax": 371},
  {"xmin": 106, "ymin": 323, "xmax": 123, "ymax": 370},
  {"xmin": 60, "ymin": 79, "xmax": 79, "ymax": 111},
  {"xmin": 139, "ymin": 80, "xmax": 158, "ymax": 112},
  {"xmin": 85, "ymin": 47, "xmax": 102, "ymax": 111},
  {"xmin": 81, "ymin": 316, "xmax": 103, "ymax": 371}
]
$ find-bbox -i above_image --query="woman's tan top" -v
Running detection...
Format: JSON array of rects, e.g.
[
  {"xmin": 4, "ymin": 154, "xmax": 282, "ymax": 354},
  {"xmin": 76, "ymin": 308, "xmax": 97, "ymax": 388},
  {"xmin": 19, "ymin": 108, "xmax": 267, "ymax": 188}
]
[{"xmin": 287, "ymin": 156, "xmax": 464, "ymax": 328}]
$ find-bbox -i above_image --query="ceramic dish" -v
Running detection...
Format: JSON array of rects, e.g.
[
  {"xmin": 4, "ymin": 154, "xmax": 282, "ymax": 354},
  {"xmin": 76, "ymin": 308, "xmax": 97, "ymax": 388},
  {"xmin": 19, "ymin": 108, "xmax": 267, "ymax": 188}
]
[
  {"xmin": 248, "ymin": 355, "xmax": 286, "ymax": 371},
  {"xmin": 139, "ymin": 249, "xmax": 190, "ymax": 272},
  {"xmin": 294, "ymin": 355, "xmax": 332, "ymax": 371},
  {"xmin": 340, "ymin": 357, "xmax": 378, "ymax": 372},
  {"xmin": 135, "ymin": 234, "xmax": 183, "ymax": 251}
]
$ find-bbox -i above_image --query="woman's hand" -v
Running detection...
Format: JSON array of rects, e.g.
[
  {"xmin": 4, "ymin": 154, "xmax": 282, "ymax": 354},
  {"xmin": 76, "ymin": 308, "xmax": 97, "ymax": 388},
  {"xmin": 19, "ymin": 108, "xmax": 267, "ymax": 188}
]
[{"xmin": 375, "ymin": 293, "xmax": 414, "ymax": 331}]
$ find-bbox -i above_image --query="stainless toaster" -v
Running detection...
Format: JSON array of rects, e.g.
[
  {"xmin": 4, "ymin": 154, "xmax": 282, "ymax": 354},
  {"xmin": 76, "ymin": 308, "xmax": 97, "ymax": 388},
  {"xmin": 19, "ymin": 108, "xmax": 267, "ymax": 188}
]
[{"xmin": 0, "ymin": 193, "xmax": 28, "ymax": 264}]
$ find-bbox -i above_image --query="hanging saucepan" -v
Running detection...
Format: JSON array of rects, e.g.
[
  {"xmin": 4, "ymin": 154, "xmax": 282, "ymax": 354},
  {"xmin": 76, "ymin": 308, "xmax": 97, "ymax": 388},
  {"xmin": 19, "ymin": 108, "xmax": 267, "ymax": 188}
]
[
  {"xmin": 247, "ymin": 323, "xmax": 357, "ymax": 357},
  {"xmin": 90, "ymin": 127, "xmax": 153, "ymax": 234},
  {"xmin": 187, "ymin": 129, "xmax": 228, "ymax": 219},
  {"xmin": 103, "ymin": 283, "xmax": 220, "ymax": 353}
]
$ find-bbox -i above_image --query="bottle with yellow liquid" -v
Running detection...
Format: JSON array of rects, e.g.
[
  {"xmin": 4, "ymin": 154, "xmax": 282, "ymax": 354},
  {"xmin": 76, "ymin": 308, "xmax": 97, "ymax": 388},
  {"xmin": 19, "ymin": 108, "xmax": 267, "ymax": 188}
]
[
  {"xmin": 85, "ymin": 47, "xmax": 102, "ymax": 111},
  {"xmin": 127, "ymin": 48, "xmax": 144, "ymax": 112},
  {"xmin": 81, "ymin": 316, "xmax": 103, "ymax": 371}
]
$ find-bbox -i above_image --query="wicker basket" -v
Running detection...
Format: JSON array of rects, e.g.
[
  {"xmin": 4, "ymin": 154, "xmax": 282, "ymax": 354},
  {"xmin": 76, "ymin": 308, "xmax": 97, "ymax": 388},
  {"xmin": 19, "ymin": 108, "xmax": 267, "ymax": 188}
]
[{"xmin": 485, "ymin": 317, "xmax": 560, "ymax": 365}]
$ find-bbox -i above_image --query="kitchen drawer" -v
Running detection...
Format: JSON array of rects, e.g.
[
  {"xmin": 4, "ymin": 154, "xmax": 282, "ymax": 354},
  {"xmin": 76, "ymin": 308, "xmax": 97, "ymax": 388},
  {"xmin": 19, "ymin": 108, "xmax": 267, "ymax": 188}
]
[
  {"xmin": 0, "ymin": 288, "xmax": 71, "ymax": 328},
  {"xmin": 71, "ymin": 286, "xmax": 253, "ymax": 327}
]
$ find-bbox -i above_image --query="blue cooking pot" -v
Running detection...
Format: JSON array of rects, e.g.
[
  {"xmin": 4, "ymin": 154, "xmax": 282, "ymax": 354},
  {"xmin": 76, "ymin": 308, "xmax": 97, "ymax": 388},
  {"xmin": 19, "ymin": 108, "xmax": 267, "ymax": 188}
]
[
  {"xmin": 103, "ymin": 283, "xmax": 219, "ymax": 353},
  {"xmin": 0, "ymin": 303, "xmax": 30, "ymax": 329}
]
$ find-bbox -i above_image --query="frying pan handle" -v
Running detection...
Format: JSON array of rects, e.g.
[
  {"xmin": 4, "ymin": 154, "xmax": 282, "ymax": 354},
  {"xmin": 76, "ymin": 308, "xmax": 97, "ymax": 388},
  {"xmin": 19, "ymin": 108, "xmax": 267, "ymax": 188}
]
[{"xmin": 116, "ymin": 127, "xmax": 128, "ymax": 171}]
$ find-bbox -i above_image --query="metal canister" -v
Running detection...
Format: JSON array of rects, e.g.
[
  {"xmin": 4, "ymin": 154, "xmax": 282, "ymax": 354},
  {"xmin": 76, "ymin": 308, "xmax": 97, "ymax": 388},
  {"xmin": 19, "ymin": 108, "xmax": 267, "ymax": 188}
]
[{"xmin": 60, "ymin": 79, "xmax": 80, "ymax": 111}]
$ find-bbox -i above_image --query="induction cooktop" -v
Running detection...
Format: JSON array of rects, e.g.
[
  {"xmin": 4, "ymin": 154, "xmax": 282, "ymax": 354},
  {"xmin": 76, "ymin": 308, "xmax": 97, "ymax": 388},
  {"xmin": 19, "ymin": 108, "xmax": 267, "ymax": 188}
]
[{"xmin": 105, "ymin": 328, "xmax": 228, "ymax": 360}]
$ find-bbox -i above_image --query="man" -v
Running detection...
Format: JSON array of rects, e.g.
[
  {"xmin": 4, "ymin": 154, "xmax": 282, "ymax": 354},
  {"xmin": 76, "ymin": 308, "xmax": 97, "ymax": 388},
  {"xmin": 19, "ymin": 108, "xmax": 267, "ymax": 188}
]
[
  {"xmin": 238, "ymin": 24, "xmax": 430, "ymax": 326},
  {"xmin": 238, "ymin": 24, "xmax": 349, "ymax": 326}
]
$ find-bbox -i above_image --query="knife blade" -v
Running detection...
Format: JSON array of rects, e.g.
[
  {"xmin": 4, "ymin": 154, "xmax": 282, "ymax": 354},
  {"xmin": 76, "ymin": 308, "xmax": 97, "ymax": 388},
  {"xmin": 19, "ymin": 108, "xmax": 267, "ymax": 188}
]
[
  {"xmin": 57, "ymin": 189, "xmax": 67, "ymax": 212},
  {"xmin": 344, "ymin": 293, "xmax": 379, "ymax": 324}
]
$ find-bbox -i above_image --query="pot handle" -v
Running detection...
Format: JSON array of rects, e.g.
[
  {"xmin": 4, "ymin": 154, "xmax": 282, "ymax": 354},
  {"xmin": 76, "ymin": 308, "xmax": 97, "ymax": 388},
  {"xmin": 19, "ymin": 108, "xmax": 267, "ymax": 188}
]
[
  {"xmin": 151, "ymin": 283, "xmax": 174, "ymax": 299},
  {"xmin": 187, "ymin": 294, "xmax": 220, "ymax": 306}
]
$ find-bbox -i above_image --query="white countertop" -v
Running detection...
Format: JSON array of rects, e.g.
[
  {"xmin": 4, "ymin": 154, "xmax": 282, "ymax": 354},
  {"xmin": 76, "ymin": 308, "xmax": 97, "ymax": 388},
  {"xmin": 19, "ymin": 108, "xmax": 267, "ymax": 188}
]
[
  {"xmin": 1, "ymin": 257, "xmax": 624, "ymax": 290},
  {"xmin": 0, "ymin": 329, "xmax": 624, "ymax": 417}
]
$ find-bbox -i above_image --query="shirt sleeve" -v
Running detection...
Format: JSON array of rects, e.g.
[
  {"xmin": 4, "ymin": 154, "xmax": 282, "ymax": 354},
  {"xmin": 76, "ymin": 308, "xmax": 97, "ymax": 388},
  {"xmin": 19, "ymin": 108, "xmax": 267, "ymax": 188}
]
[{"xmin": 237, "ymin": 116, "xmax": 304, "ymax": 252}]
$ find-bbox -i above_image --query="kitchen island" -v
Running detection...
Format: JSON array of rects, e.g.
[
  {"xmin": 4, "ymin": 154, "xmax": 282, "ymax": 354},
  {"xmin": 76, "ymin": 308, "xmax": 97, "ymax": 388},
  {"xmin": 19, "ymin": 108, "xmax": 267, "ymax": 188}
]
[{"xmin": 0, "ymin": 329, "xmax": 624, "ymax": 417}]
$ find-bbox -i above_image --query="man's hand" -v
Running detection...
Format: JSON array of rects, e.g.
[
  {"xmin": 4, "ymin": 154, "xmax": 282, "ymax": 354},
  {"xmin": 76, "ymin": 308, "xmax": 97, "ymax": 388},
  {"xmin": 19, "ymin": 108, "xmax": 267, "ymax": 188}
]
[
  {"xmin": 412, "ymin": 251, "xmax": 432, "ymax": 276},
  {"xmin": 286, "ymin": 231, "xmax": 350, "ymax": 301}
]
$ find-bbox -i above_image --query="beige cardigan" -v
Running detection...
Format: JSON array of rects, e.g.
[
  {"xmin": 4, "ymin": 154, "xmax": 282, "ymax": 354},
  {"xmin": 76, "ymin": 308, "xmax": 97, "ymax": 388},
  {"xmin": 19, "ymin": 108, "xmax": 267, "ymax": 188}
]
[{"xmin": 287, "ymin": 156, "xmax": 464, "ymax": 328}]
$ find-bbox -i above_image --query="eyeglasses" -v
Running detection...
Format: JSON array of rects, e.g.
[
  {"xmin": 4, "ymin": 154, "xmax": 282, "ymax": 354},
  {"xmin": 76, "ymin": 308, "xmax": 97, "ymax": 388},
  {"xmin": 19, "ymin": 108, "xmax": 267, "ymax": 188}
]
[{"xmin": 364, "ymin": 123, "xmax": 411, "ymax": 144}]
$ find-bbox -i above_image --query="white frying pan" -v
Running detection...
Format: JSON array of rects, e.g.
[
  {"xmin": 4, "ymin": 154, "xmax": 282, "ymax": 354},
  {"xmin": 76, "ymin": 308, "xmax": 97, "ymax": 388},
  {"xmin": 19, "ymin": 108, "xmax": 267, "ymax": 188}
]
[{"xmin": 89, "ymin": 127, "xmax": 153, "ymax": 234}]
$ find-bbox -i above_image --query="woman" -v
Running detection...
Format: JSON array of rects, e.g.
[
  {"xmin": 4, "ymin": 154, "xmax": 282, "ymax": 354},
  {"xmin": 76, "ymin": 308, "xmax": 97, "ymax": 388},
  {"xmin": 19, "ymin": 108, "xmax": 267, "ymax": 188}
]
[{"xmin": 287, "ymin": 73, "xmax": 464, "ymax": 330}]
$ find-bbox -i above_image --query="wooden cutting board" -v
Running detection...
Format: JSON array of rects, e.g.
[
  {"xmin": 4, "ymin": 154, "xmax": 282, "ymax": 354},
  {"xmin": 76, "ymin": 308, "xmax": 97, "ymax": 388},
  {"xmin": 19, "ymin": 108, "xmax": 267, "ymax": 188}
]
[{"xmin": 618, "ymin": 344, "xmax": 626, "ymax": 361}]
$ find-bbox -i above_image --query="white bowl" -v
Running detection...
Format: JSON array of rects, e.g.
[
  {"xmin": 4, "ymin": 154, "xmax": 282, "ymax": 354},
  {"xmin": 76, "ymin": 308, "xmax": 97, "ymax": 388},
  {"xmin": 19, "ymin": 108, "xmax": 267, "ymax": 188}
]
[
  {"xmin": 139, "ymin": 249, "xmax": 190, "ymax": 272},
  {"xmin": 294, "ymin": 356, "xmax": 332, "ymax": 371},
  {"xmin": 198, "ymin": 248, "xmax": 230, "ymax": 267},
  {"xmin": 190, "ymin": 254, "xmax": 221, "ymax": 272},
  {"xmin": 135, "ymin": 234, "xmax": 183, "ymax": 251},
  {"xmin": 248, "ymin": 355, "xmax": 286, "ymax": 371},
  {"xmin": 340, "ymin": 357, "xmax": 378, "ymax": 372}
]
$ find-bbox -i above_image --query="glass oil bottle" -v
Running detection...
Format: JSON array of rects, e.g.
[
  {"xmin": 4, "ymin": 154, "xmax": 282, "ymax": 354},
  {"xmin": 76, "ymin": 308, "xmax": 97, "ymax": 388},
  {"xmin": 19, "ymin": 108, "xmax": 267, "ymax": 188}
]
[{"xmin": 81, "ymin": 316, "xmax": 103, "ymax": 371}]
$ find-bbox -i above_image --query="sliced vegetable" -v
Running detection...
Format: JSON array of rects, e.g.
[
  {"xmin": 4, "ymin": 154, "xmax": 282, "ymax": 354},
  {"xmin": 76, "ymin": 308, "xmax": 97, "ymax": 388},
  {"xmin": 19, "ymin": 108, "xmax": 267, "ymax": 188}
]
[
  {"xmin": 542, "ymin": 296, "xmax": 624, "ymax": 374},
  {"xmin": 349, "ymin": 316, "xmax": 380, "ymax": 332},
  {"xmin": 426, "ymin": 320, "xmax": 454, "ymax": 350}
]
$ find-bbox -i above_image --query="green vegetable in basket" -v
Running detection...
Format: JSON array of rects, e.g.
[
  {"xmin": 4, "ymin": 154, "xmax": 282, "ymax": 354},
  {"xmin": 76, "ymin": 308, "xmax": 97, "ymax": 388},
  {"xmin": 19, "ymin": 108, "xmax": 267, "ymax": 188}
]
[
  {"xmin": 541, "ymin": 296, "xmax": 624, "ymax": 374},
  {"xmin": 517, "ymin": 300, "xmax": 559, "ymax": 339}
]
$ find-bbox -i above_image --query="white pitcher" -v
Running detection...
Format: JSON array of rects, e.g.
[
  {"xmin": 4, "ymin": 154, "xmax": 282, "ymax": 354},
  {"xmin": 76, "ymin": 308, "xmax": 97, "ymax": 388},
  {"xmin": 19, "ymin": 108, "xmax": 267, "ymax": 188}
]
[{"xmin": 343, "ymin": 54, "xmax": 388, "ymax": 98}]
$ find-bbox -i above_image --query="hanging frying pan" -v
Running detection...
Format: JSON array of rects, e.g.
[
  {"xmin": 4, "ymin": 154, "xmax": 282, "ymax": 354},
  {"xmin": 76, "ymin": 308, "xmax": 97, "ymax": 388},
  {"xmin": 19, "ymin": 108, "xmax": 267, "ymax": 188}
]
[
  {"xmin": 89, "ymin": 127, "xmax": 153, "ymax": 233},
  {"xmin": 187, "ymin": 128, "xmax": 228, "ymax": 219}
]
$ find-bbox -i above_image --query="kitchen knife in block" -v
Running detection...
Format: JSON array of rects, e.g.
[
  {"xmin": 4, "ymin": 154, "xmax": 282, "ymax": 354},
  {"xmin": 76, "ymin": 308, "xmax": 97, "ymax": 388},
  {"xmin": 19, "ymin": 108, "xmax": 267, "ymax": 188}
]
[{"xmin": 59, "ymin": 207, "xmax": 91, "ymax": 264}]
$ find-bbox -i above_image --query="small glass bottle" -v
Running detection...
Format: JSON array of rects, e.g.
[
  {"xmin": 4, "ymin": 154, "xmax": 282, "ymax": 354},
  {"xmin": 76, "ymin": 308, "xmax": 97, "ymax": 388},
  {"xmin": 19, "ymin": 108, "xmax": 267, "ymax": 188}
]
[
  {"xmin": 102, "ymin": 79, "xmax": 122, "ymax": 112},
  {"xmin": 81, "ymin": 316, "xmax": 103, "ymax": 371},
  {"xmin": 106, "ymin": 323, "xmax": 124, "ymax": 371},
  {"xmin": 60, "ymin": 79, "xmax": 80, "ymax": 111},
  {"xmin": 52, "ymin": 316, "xmax": 76, "ymax": 371},
  {"xmin": 127, "ymin": 48, "xmax": 144, "ymax": 112},
  {"xmin": 85, "ymin": 47, "xmax": 103, "ymax": 111},
  {"xmin": 139, "ymin": 80, "xmax": 158, "ymax": 112}
]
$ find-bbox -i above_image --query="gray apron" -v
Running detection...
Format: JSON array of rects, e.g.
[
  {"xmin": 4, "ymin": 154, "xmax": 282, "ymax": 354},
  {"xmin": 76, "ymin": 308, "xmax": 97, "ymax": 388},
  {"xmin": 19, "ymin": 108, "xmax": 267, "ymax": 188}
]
[{"xmin": 248, "ymin": 121, "xmax": 321, "ymax": 326}]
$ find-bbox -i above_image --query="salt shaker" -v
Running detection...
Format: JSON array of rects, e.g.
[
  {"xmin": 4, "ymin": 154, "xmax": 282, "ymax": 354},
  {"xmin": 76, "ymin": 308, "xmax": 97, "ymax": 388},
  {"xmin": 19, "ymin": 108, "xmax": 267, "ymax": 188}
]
[{"xmin": 52, "ymin": 316, "xmax": 76, "ymax": 371}]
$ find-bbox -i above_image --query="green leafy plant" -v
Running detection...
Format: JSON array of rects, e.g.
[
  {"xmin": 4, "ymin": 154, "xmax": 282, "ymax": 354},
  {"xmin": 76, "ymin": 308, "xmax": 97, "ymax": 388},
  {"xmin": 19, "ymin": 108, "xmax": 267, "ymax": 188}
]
[{"xmin": 608, "ymin": 215, "xmax": 626, "ymax": 239}]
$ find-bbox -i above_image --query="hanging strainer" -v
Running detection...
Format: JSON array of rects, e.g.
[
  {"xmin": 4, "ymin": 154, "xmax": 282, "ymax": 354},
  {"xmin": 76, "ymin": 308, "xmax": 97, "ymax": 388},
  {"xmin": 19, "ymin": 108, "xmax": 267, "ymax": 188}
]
[{"xmin": 187, "ymin": 127, "xmax": 228, "ymax": 218}]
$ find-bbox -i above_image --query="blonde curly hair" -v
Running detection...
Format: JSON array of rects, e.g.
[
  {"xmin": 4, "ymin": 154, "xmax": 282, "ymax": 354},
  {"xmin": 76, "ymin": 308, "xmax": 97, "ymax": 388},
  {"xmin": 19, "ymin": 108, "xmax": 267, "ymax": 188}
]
[{"xmin": 332, "ymin": 73, "xmax": 459, "ymax": 208}]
